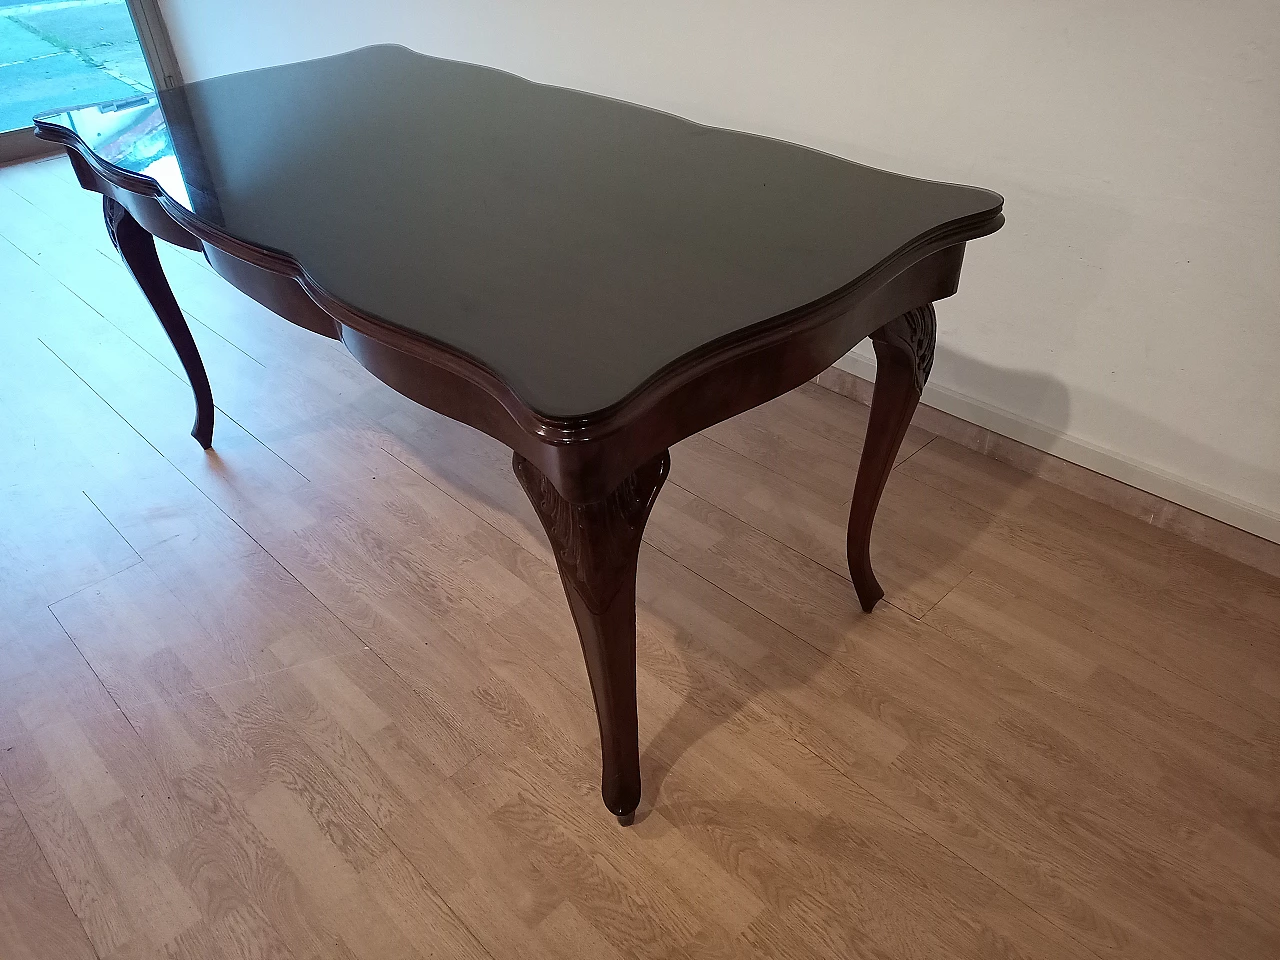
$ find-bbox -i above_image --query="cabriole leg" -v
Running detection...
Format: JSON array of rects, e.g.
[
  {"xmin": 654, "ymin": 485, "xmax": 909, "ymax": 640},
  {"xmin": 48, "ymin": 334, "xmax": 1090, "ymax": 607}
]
[
  {"xmin": 104, "ymin": 195, "xmax": 215, "ymax": 448},
  {"xmin": 847, "ymin": 304, "xmax": 936, "ymax": 611},
  {"xmin": 513, "ymin": 451, "xmax": 670, "ymax": 824}
]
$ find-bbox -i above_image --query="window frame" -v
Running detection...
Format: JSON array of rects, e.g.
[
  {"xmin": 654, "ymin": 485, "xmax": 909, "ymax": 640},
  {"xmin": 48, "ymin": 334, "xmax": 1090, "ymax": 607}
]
[{"xmin": 0, "ymin": 0, "xmax": 182, "ymax": 165}]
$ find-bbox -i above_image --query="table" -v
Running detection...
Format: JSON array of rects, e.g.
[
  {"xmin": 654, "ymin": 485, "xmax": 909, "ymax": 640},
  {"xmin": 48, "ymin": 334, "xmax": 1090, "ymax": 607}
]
[{"xmin": 35, "ymin": 44, "xmax": 1004, "ymax": 824}]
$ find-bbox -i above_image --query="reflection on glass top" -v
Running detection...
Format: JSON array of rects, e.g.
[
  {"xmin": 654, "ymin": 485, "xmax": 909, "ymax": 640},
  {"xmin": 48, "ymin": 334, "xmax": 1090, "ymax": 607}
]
[
  {"xmin": 37, "ymin": 45, "xmax": 1002, "ymax": 419},
  {"xmin": 40, "ymin": 94, "xmax": 190, "ymax": 208}
]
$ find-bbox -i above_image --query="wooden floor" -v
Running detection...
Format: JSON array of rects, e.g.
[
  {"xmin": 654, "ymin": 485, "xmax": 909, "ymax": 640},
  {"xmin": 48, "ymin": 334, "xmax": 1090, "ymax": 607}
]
[{"xmin": 1, "ymin": 154, "xmax": 1278, "ymax": 960}]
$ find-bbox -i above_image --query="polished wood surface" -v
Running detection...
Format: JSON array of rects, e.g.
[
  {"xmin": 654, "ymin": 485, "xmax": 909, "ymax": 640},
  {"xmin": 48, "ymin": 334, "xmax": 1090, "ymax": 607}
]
[
  {"xmin": 3, "ymin": 154, "xmax": 1278, "ymax": 960},
  {"xmin": 35, "ymin": 48, "xmax": 1002, "ymax": 820},
  {"xmin": 103, "ymin": 195, "xmax": 214, "ymax": 448},
  {"xmin": 34, "ymin": 46, "xmax": 1002, "ymax": 420},
  {"xmin": 515, "ymin": 450, "xmax": 671, "ymax": 824},
  {"xmin": 847, "ymin": 304, "xmax": 935, "ymax": 611}
]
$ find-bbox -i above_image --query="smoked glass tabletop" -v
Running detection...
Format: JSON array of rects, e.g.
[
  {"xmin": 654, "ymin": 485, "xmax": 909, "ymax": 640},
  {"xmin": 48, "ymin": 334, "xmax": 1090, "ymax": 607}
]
[{"xmin": 36, "ymin": 45, "xmax": 1002, "ymax": 419}]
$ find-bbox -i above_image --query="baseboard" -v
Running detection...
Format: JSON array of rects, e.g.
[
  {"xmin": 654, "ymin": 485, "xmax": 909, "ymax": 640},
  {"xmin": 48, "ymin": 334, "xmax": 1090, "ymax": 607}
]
[
  {"xmin": 815, "ymin": 360, "xmax": 1280, "ymax": 579},
  {"xmin": 0, "ymin": 128, "xmax": 60, "ymax": 166}
]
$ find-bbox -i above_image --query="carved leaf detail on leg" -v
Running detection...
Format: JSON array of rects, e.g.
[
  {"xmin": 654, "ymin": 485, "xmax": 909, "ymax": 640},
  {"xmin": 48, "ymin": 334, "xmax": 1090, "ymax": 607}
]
[
  {"xmin": 513, "ymin": 452, "xmax": 670, "ymax": 614},
  {"xmin": 871, "ymin": 303, "xmax": 936, "ymax": 394},
  {"xmin": 513, "ymin": 450, "xmax": 669, "ymax": 821}
]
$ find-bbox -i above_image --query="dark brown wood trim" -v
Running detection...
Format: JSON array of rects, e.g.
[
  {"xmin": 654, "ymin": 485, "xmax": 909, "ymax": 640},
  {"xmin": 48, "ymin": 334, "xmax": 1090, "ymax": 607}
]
[
  {"xmin": 103, "ymin": 195, "xmax": 214, "ymax": 447},
  {"xmin": 514, "ymin": 450, "xmax": 670, "ymax": 823},
  {"xmin": 846, "ymin": 306, "xmax": 935, "ymax": 610},
  {"xmin": 36, "ymin": 119, "xmax": 1001, "ymax": 504}
]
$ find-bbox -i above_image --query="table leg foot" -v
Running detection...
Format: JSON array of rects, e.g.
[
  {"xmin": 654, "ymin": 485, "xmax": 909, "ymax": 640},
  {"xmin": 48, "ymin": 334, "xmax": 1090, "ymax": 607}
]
[
  {"xmin": 514, "ymin": 450, "xmax": 669, "ymax": 821},
  {"xmin": 847, "ymin": 305, "xmax": 935, "ymax": 611},
  {"xmin": 104, "ymin": 195, "xmax": 215, "ymax": 449},
  {"xmin": 617, "ymin": 811, "xmax": 636, "ymax": 827}
]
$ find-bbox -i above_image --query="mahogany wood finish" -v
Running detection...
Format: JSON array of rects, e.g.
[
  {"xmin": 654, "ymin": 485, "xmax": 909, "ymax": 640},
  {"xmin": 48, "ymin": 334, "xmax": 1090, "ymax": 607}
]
[
  {"xmin": 514, "ymin": 450, "xmax": 670, "ymax": 823},
  {"xmin": 848, "ymin": 305, "xmax": 936, "ymax": 611},
  {"xmin": 102, "ymin": 195, "xmax": 215, "ymax": 448},
  {"xmin": 33, "ymin": 46, "xmax": 1004, "ymax": 821}
]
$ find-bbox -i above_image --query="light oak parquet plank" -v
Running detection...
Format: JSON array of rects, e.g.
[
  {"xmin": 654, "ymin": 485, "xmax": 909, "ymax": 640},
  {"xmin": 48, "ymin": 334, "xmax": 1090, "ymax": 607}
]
[
  {"xmin": 0, "ymin": 710, "xmax": 185, "ymax": 958},
  {"xmin": 4, "ymin": 155, "xmax": 1280, "ymax": 960},
  {"xmin": 642, "ymin": 482, "xmax": 1280, "ymax": 960},
  {"xmin": 701, "ymin": 380, "xmax": 932, "ymax": 503},
  {"xmin": 668, "ymin": 431, "xmax": 974, "ymax": 618},
  {"xmin": 0, "ymin": 339, "xmax": 144, "ymax": 612},
  {"xmin": 0, "ymin": 777, "xmax": 97, "ymax": 960},
  {"xmin": 50, "ymin": 556, "xmax": 362, "ymax": 715},
  {"xmin": 0, "ymin": 159, "xmax": 120, "ymax": 261},
  {"xmin": 903, "ymin": 439, "xmax": 1280, "ymax": 637},
  {"xmin": 363, "ymin": 378, "xmax": 1280, "ymax": 960},
  {"xmin": 0, "ymin": 603, "xmax": 122, "ymax": 747},
  {"xmin": 0, "ymin": 651, "xmax": 500, "ymax": 960}
]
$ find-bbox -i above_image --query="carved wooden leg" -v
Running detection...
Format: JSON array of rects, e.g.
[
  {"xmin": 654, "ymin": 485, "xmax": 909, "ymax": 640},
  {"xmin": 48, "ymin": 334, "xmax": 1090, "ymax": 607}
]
[
  {"xmin": 104, "ymin": 196, "xmax": 215, "ymax": 448},
  {"xmin": 847, "ymin": 304, "xmax": 936, "ymax": 612},
  {"xmin": 513, "ymin": 451, "xmax": 670, "ymax": 824}
]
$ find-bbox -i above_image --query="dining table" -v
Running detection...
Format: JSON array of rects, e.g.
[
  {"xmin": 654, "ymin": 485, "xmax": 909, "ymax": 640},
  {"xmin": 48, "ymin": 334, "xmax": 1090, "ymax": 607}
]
[{"xmin": 35, "ymin": 44, "xmax": 1004, "ymax": 824}]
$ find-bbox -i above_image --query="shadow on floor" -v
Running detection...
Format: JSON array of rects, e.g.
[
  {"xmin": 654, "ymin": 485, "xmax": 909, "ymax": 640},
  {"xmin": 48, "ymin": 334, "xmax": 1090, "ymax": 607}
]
[{"xmin": 630, "ymin": 350, "xmax": 1073, "ymax": 821}]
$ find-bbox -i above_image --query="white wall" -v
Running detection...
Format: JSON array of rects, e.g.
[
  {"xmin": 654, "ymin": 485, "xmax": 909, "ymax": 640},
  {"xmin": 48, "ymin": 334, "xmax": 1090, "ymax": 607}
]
[{"xmin": 158, "ymin": 0, "xmax": 1280, "ymax": 541}]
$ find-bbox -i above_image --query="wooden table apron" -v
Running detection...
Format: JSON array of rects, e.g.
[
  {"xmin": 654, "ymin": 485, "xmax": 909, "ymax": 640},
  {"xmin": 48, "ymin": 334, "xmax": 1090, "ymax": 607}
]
[{"xmin": 48, "ymin": 131, "xmax": 998, "ymax": 825}]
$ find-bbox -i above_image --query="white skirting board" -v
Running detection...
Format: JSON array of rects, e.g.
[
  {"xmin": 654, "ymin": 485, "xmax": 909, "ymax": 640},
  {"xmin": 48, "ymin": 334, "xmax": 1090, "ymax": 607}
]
[{"xmin": 832, "ymin": 352, "xmax": 1280, "ymax": 549}]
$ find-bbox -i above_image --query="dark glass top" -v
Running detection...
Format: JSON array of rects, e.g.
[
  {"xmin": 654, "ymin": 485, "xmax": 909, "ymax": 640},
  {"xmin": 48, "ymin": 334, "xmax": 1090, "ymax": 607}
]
[{"xmin": 36, "ymin": 45, "xmax": 1002, "ymax": 419}]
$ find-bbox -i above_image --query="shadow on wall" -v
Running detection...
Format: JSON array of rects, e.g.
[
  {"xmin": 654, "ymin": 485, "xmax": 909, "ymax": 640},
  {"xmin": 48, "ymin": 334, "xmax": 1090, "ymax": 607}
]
[
  {"xmin": 917, "ymin": 170, "xmax": 1119, "ymax": 443},
  {"xmin": 924, "ymin": 170, "xmax": 1279, "ymax": 533},
  {"xmin": 931, "ymin": 343, "xmax": 1280, "ymax": 536},
  {"xmin": 930, "ymin": 345, "xmax": 1071, "ymax": 441}
]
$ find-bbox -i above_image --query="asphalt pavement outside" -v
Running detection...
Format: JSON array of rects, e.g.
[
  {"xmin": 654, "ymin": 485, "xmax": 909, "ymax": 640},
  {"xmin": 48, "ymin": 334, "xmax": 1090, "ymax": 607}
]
[{"xmin": 1, "ymin": 0, "xmax": 152, "ymax": 132}]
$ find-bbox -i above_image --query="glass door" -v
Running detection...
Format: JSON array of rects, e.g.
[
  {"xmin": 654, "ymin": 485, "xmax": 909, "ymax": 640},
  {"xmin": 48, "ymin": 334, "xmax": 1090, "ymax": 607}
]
[{"xmin": 1, "ymin": 0, "xmax": 157, "ymax": 159}]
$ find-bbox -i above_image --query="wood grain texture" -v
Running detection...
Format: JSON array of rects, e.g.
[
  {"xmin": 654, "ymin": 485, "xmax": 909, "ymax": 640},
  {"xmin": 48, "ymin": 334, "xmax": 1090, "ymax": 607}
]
[
  {"xmin": 0, "ymin": 778, "xmax": 96, "ymax": 960},
  {"xmin": 847, "ymin": 305, "xmax": 936, "ymax": 610},
  {"xmin": 103, "ymin": 195, "xmax": 215, "ymax": 448},
  {"xmin": 3, "ymin": 155, "xmax": 1279, "ymax": 959},
  {"xmin": 515, "ymin": 451, "xmax": 671, "ymax": 822}
]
